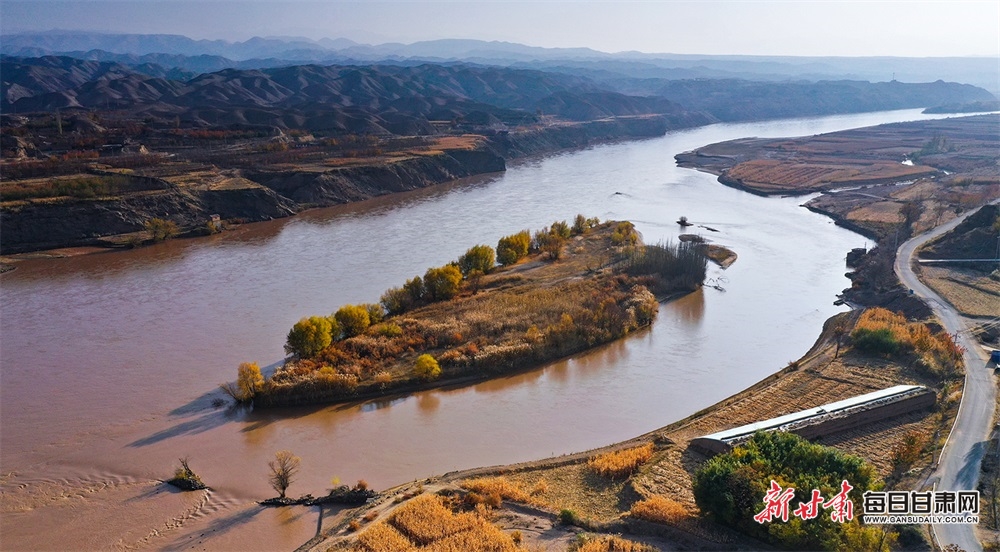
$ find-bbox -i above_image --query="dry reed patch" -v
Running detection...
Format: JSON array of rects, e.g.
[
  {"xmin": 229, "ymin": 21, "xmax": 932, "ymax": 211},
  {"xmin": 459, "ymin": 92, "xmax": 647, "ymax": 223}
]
[
  {"xmin": 460, "ymin": 477, "xmax": 533, "ymax": 504},
  {"xmin": 425, "ymin": 135, "xmax": 482, "ymax": 151},
  {"xmin": 629, "ymin": 495, "xmax": 690, "ymax": 524},
  {"xmin": 587, "ymin": 443, "xmax": 654, "ymax": 479},
  {"xmin": 389, "ymin": 494, "xmax": 478, "ymax": 545},
  {"xmin": 852, "ymin": 307, "xmax": 964, "ymax": 377},
  {"xmin": 354, "ymin": 522, "xmax": 413, "ymax": 552},
  {"xmin": 727, "ymin": 159, "xmax": 931, "ymax": 191},
  {"xmin": 354, "ymin": 493, "xmax": 525, "ymax": 552},
  {"xmin": 575, "ymin": 535, "xmax": 657, "ymax": 552},
  {"xmin": 925, "ymin": 277, "xmax": 1000, "ymax": 318},
  {"xmin": 502, "ymin": 463, "xmax": 640, "ymax": 523}
]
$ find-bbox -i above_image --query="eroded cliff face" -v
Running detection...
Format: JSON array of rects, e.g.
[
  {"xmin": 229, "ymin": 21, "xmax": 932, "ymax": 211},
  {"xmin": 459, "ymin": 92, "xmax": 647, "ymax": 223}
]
[
  {"xmin": 2, "ymin": 117, "xmax": 676, "ymax": 254},
  {"xmin": 1, "ymin": 186, "xmax": 297, "ymax": 254},
  {"xmin": 246, "ymin": 150, "xmax": 506, "ymax": 206}
]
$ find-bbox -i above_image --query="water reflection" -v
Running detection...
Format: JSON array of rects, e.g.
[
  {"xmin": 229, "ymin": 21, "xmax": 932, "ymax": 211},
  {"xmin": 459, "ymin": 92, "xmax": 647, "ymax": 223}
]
[
  {"xmin": 667, "ymin": 288, "xmax": 706, "ymax": 326},
  {"xmin": 362, "ymin": 396, "xmax": 410, "ymax": 412},
  {"xmin": 416, "ymin": 393, "xmax": 441, "ymax": 414}
]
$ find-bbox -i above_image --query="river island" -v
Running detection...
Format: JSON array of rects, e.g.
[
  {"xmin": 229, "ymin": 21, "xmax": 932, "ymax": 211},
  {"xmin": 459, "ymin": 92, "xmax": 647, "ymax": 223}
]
[{"xmin": 232, "ymin": 218, "xmax": 729, "ymax": 408}]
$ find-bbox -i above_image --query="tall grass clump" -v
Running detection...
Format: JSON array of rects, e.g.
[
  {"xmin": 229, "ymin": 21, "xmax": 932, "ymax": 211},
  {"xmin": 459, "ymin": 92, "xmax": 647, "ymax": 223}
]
[
  {"xmin": 587, "ymin": 443, "xmax": 654, "ymax": 479},
  {"xmin": 575, "ymin": 535, "xmax": 657, "ymax": 552},
  {"xmin": 629, "ymin": 495, "xmax": 689, "ymax": 524},
  {"xmin": 460, "ymin": 477, "xmax": 532, "ymax": 504}
]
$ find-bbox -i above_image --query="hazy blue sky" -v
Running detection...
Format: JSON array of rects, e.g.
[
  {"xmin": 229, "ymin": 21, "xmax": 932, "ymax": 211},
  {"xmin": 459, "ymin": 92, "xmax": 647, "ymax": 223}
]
[{"xmin": 2, "ymin": 1, "xmax": 998, "ymax": 57}]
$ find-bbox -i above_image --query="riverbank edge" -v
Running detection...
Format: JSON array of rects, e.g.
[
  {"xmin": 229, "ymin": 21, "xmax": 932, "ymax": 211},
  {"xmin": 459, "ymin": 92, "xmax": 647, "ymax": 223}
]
[
  {"xmin": 299, "ymin": 312, "xmax": 867, "ymax": 551},
  {"xmin": 0, "ymin": 116, "xmax": 683, "ymax": 257}
]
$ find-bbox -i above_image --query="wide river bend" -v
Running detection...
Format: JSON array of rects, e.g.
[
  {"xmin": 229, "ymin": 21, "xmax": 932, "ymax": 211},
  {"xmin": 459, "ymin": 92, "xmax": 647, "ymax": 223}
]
[{"xmin": 0, "ymin": 108, "xmax": 956, "ymax": 550}]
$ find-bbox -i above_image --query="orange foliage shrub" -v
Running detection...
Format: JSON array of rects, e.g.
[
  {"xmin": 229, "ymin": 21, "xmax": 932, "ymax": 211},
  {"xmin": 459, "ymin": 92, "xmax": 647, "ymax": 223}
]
[{"xmin": 587, "ymin": 443, "xmax": 654, "ymax": 478}]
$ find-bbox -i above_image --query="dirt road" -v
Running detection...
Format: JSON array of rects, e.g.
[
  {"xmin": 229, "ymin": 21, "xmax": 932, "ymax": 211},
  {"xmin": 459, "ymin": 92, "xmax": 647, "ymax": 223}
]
[{"xmin": 896, "ymin": 200, "xmax": 999, "ymax": 552}]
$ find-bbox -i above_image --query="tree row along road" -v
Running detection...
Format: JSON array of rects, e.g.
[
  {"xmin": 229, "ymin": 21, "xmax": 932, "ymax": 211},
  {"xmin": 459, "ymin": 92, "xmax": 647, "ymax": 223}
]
[{"xmin": 895, "ymin": 200, "xmax": 999, "ymax": 552}]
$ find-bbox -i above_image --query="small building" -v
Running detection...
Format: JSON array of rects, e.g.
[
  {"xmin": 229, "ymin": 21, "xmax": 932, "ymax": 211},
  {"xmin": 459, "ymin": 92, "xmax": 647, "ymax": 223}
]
[
  {"xmin": 846, "ymin": 247, "xmax": 868, "ymax": 267},
  {"xmin": 690, "ymin": 385, "xmax": 935, "ymax": 456}
]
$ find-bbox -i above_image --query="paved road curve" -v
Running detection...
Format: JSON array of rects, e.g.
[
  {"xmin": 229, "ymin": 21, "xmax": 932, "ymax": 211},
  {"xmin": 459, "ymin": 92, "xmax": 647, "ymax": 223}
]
[{"xmin": 895, "ymin": 203, "xmax": 998, "ymax": 552}]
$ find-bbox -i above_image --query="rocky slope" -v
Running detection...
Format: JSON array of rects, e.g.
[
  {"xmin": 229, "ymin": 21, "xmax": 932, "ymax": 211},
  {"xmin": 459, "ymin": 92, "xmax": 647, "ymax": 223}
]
[{"xmin": 1, "ymin": 117, "xmax": 673, "ymax": 254}]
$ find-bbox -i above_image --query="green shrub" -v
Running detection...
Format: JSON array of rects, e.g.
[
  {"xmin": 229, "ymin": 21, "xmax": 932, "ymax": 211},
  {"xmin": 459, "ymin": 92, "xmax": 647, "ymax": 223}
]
[
  {"xmin": 458, "ymin": 244, "xmax": 496, "ymax": 276},
  {"xmin": 381, "ymin": 277, "xmax": 424, "ymax": 315},
  {"xmin": 497, "ymin": 230, "xmax": 531, "ymax": 266},
  {"xmin": 363, "ymin": 303, "xmax": 385, "ymax": 324},
  {"xmin": 423, "ymin": 265, "xmax": 462, "ymax": 301},
  {"xmin": 559, "ymin": 508, "xmax": 579, "ymax": 525},
  {"xmin": 286, "ymin": 316, "xmax": 336, "ymax": 358},
  {"xmin": 404, "ymin": 276, "xmax": 424, "ymax": 301},
  {"xmin": 611, "ymin": 221, "xmax": 638, "ymax": 246},
  {"xmin": 535, "ymin": 229, "xmax": 565, "ymax": 260},
  {"xmin": 693, "ymin": 432, "xmax": 883, "ymax": 550},
  {"xmin": 550, "ymin": 220, "xmax": 571, "ymax": 239},
  {"xmin": 335, "ymin": 304, "xmax": 371, "ymax": 338},
  {"xmin": 380, "ymin": 286, "xmax": 410, "ymax": 315},
  {"xmin": 145, "ymin": 217, "xmax": 178, "ymax": 242},
  {"xmin": 851, "ymin": 327, "xmax": 900, "ymax": 356},
  {"xmin": 376, "ymin": 323, "xmax": 403, "ymax": 338}
]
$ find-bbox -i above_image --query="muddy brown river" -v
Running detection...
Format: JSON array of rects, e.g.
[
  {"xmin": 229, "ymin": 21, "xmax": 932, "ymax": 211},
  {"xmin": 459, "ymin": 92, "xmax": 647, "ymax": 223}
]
[{"xmin": 0, "ymin": 109, "xmax": 953, "ymax": 550}]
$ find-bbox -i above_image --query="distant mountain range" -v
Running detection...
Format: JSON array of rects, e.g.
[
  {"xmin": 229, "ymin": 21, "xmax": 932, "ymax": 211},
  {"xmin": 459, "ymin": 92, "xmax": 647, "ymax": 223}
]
[
  {"xmin": 4, "ymin": 31, "xmax": 999, "ymax": 94},
  {"xmin": 2, "ymin": 32, "xmax": 996, "ymax": 137},
  {"xmin": 3, "ymin": 54, "xmax": 993, "ymax": 136}
]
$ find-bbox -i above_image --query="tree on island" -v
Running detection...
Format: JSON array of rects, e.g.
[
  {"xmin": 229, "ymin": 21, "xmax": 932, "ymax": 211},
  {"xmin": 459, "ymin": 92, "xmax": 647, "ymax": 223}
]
[
  {"xmin": 335, "ymin": 304, "xmax": 371, "ymax": 338},
  {"xmin": 219, "ymin": 361, "xmax": 265, "ymax": 403},
  {"xmin": 268, "ymin": 450, "xmax": 300, "ymax": 499},
  {"xmin": 285, "ymin": 316, "xmax": 336, "ymax": 358}
]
